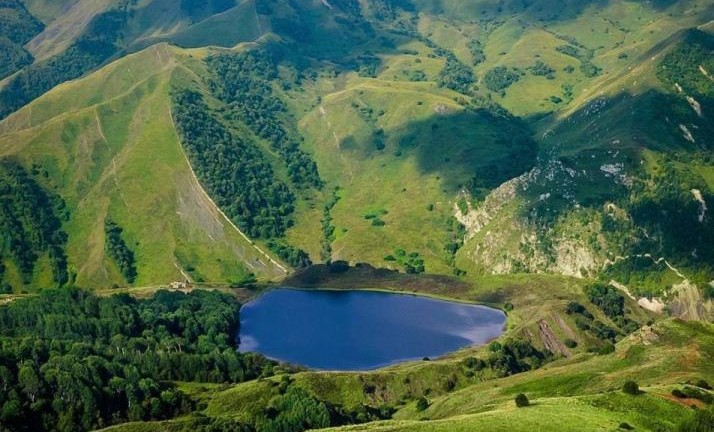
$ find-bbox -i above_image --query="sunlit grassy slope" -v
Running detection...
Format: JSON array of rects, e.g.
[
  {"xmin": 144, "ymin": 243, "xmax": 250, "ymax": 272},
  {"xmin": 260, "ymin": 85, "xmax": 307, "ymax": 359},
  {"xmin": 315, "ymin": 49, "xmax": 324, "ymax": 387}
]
[{"xmin": 0, "ymin": 44, "xmax": 285, "ymax": 290}]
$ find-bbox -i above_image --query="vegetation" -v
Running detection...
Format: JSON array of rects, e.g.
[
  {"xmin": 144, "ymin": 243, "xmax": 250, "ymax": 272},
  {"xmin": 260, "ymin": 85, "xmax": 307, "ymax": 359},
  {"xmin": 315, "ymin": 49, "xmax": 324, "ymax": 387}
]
[
  {"xmin": 0, "ymin": 0, "xmax": 43, "ymax": 79},
  {"xmin": 483, "ymin": 66, "xmax": 521, "ymax": 93},
  {"xmin": 656, "ymin": 30, "xmax": 714, "ymax": 98},
  {"xmin": 0, "ymin": 4, "xmax": 129, "ymax": 119},
  {"xmin": 0, "ymin": 288, "xmax": 276, "ymax": 432},
  {"xmin": 437, "ymin": 55, "xmax": 475, "ymax": 95},
  {"xmin": 528, "ymin": 60, "xmax": 555, "ymax": 79},
  {"xmin": 384, "ymin": 249, "xmax": 425, "ymax": 274},
  {"xmin": 321, "ymin": 188, "xmax": 341, "ymax": 261},
  {"xmin": 2, "ymin": 2, "xmax": 714, "ymax": 429},
  {"xmin": 104, "ymin": 218, "xmax": 138, "ymax": 284},
  {"xmin": 206, "ymin": 52, "xmax": 322, "ymax": 189},
  {"xmin": 467, "ymin": 39, "xmax": 486, "ymax": 66},
  {"xmin": 515, "ymin": 393, "xmax": 529, "ymax": 407},
  {"xmin": 555, "ymin": 44, "xmax": 601, "ymax": 77},
  {"xmin": 171, "ymin": 89, "xmax": 295, "ymax": 239},
  {"xmin": 622, "ymin": 381, "xmax": 640, "ymax": 395},
  {"xmin": 0, "ymin": 160, "xmax": 68, "ymax": 288},
  {"xmin": 267, "ymin": 239, "xmax": 312, "ymax": 268}
]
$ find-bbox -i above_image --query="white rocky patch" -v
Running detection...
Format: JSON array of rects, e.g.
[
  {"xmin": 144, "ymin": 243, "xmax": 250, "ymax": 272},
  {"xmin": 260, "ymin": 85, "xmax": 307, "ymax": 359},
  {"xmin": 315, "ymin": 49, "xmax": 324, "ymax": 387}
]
[
  {"xmin": 600, "ymin": 163, "xmax": 623, "ymax": 175},
  {"xmin": 679, "ymin": 124, "xmax": 695, "ymax": 143},
  {"xmin": 687, "ymin": 96, "xmax": 702, "ymax": 117},
  {"xmin": 691, "ymin": 189, "xmax": 708, "ymax": 223}
]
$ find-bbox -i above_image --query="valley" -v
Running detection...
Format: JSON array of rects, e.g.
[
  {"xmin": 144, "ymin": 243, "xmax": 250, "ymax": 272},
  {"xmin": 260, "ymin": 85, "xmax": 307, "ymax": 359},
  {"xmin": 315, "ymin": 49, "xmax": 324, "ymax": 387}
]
[{"xmin": 0, "ymin": 0, "xmax": 712, "ymax": 431}]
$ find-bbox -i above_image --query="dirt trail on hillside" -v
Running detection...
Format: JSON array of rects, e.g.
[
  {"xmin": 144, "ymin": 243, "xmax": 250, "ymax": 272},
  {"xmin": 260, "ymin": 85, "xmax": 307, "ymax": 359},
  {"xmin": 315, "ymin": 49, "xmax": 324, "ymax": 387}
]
[{"xmin": 95, "ymin": 109, "xmax": 130, "ymax": 207}]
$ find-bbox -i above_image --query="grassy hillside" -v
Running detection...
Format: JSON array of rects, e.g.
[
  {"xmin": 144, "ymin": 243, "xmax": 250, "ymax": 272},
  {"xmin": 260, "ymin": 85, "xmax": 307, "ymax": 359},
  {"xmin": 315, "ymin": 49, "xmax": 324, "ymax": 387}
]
[
  {"xmin": 0, "ymin": 0, "xmax": 712, "ymax": 303},
  {"xmin": 92, "ymin": 276, "xmax": 713, "ymax": 432},
  {"xmin": 0, "ymin": 44, "xmax": 286, "ymax": 291}
]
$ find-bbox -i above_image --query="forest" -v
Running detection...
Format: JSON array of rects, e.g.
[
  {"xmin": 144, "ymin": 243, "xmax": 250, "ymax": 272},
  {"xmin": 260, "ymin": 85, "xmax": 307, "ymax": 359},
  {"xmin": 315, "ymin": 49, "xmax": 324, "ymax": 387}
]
[
  {"xmin": 0, "ymin": 0, "xmax": 43, "ymax": 79},
  {"xmin": 0, "ymin": 160, "xmax": 68, "ymax": 289},
  {"xmin": 171, "ymin": 89, "xmax": 296, "ymax": 239},
  {"xmin": 0, "ymin": 288, "xmax": 276, "ymax": 432},
  {"xmin": 206, "ymin": 52, "xmax": 323, "ymax": 189}
]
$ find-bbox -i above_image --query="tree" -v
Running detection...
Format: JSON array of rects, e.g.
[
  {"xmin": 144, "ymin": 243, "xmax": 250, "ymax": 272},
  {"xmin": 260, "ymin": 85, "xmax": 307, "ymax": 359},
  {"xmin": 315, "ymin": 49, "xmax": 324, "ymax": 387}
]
[
  {"xmin": 18, "ymin": 365, "xmax": 42, "ymax": 403},
  {"xmin": 515, "ymin": 393, "xmax": 529, "ymax": 407},
  {"xmin": 622, "ymin": 381, "xmax": 640, "ymax": 395}
]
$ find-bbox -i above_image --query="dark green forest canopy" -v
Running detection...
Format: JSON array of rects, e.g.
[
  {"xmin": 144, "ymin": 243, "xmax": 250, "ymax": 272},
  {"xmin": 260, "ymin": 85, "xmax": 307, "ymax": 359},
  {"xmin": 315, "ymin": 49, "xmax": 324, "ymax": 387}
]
[
  {"xmin": 206, "ymin": 51, "xmax": 323, "ymax": 189},
  {"xmin": 0, "ymin": 159, "xmax": 68, "ymax": 288},
  {"xmin": 0, "ymin": 288, "xmax": 276, "ymax": 432},
  {"xmin": 104, "ymin": 218, "xmax": 137, "ymax": 284},
  {"xmin": 171, "ymin": 89, "xmax": 296, "ymax": 239},
  {"xmin": 0, "ymin": 0, "xmax": 43, "ymax": 79}
]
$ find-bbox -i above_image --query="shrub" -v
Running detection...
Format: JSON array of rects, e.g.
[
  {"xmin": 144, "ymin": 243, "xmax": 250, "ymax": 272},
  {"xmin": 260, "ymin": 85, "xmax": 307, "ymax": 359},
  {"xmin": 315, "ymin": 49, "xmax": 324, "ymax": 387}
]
[
  {"xmin": 619, "ymin": 422, "xmax": 634, "ymax": 430},
  {"xmin": 598, "ymin": 342, "xmax": 615, "ymax": 355},
  {"xmin": 696, "ymin": 380, "xmax": 712, "ymax": 390},
  {"xmin": 672, "ymin": 389, "xmax": 687, "ymax": 398},
  {"xmin": 515, "ymin": 393, "xmax": 529, "ymax": 407},
  {"xmin": 622, "ymin": 381, "xmax": 640, "ymax": 395},
  {"xmin": 564, "ymin": 338, "xmax": 578, "ymax": 348},
  {"xmin": 483, "ymin": 66, "xmax": 521, "ymax": 92},
  {"xmin": 415, "ymin": 397, "xmax": 429, "ymax": 411}
]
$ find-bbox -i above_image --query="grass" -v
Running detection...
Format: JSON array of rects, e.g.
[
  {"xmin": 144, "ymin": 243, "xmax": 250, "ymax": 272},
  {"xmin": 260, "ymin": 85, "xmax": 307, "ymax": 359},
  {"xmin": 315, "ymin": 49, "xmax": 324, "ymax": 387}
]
[
  {"xmin": 99, "ymin": 308, "xmax": 713, "ymax": 432},
  {"xmin": 0, "ymin": 45, "xmax": 285, "ymax": 291}
]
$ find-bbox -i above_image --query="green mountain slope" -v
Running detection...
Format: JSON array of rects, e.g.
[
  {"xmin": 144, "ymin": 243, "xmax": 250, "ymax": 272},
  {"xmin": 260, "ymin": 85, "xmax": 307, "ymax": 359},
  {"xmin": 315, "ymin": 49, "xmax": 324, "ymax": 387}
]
[
  {"xmin": 0, "ymin": 44, "xmax": 286, "ymax": 291},
  {"xmin": 0, "ymin": 0, "xmax": 712, "ymax": 308}
]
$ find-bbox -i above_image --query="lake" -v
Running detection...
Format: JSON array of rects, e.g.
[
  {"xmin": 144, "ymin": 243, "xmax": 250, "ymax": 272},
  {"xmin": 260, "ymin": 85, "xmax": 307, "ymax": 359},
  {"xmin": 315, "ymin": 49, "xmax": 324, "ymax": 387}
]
[{"xmin": 238, "ymin": 288, "xmax": 506, "ymax": 370}]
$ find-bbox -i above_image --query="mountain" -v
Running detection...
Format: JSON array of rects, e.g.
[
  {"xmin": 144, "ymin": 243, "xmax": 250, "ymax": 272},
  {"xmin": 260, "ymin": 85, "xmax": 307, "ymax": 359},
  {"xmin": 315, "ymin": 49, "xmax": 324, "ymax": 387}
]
[
  {"xmin": 0, "ymin": 44, "xmax": 286, "ymax": 290},
  {"xmin": 3, "ymin": 0, "xmax": 711, "ymax": 309},
  {"xmin": 0, "ymin": 0, "xmax": 713, "ymax": 431}
]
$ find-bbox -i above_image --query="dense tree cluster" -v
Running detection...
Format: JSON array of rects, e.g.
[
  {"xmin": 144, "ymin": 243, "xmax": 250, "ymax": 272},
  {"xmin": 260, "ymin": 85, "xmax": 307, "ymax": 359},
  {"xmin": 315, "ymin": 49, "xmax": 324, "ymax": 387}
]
[
  {"xmin": 437, "ymin": 56, "xmax": 475, "ymax": 95},
  {"xmin": 467, "ymin": 39, "xmax": 486, "ymax": 66},
  {"xmin": 585, "ymin": 283, "xmax": 624, "ymax": 319},
  {"xmin": 258, "ymin": 386, "xmax": 330, "ymax": 432},
  {"xmin": 629, "ymin": 161, "xmax": 714, "ymax": 275},
  {"xmin": 321, "ymin": 188, "xmax": 341, "ymax": 261},
  {"xmin": 0, "ymin": 3, "xmax": 131, "ymax": 119},
  {"xmin": 266, "ymin": 240, "xmax": 312, "ymax": 268},
  {"xmin": 383, "ymin": 249, "xmax": 424, "ymax": 274},
  {"xmin": 528, "ymin": 60, "xmax": 555, "ymax": 79},
  {"xmin": 0, "ymin": 160, "xmax": 68, "ymax": 287},
  {"xmin": 657, "ymin": 30, "xmax": 713, "ymax": 98},
  {"xmin": 172, "ymin": 89, "xmax": 296, "ymax": 239},
  {"xmin": 444, "ymin": 216, "xmax": 466, "ymax": 275},
  {"xmin": 483, "ymin": 66, "xmax": 521, "ymax": 93},
  {"xmin": 565, "ymin": 300, "xmax": 620, "ymax": 343},
  {"xmin": 555, "ymin": 44, "xmax": 601, "ymax": 78},
  {"xmin": 462, "ymin": 340, "xmax": 552, "ymax": 378},
  {"xmin": 206, "ymin": 52, "xmax": 323, "ymax": 189},
  {"xmin": 0, "ymin": 288, "xmax": 275, "ymax": 432},
  {"xmin": 104, "ymin": 218, "xmax": 137, "ymax": 284},
  {"xmin": 0, "ymin": 0, "xmax": 43, "ymax": 79}
]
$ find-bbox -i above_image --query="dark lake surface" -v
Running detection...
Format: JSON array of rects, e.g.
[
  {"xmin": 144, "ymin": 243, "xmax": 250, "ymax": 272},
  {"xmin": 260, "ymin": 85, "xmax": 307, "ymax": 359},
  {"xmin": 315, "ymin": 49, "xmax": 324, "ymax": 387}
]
[{"xmin": 238, "ymin": 288, "xmax": 506, "ymax": 370}]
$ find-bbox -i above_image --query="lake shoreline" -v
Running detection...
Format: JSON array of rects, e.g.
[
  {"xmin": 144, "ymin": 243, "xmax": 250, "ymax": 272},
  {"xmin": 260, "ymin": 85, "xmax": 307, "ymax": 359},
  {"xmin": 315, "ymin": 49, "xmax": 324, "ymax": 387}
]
[{"xmin": 238, "ymin": 287, "xmax": 507, "ymax": 371}]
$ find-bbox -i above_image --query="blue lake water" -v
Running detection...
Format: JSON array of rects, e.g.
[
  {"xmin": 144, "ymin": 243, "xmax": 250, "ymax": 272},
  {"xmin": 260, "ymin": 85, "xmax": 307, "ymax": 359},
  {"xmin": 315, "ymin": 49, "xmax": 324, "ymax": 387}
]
[{"xmin": 238, "ymin": 288, "xmax": 506, "ymax": 371}]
